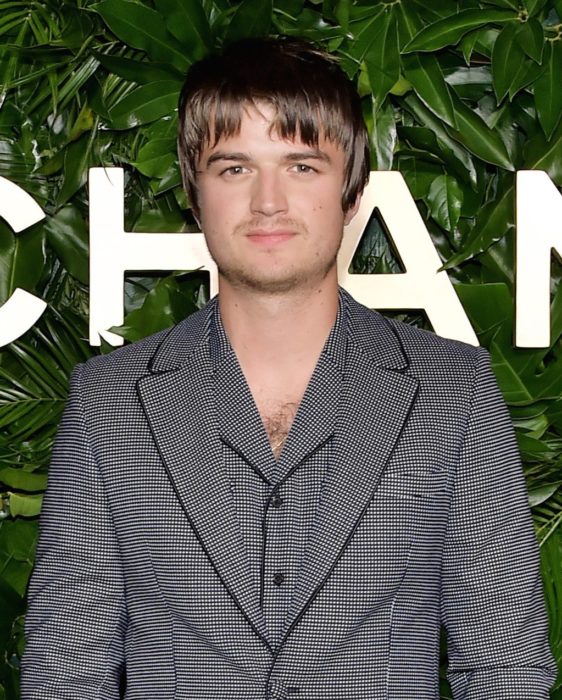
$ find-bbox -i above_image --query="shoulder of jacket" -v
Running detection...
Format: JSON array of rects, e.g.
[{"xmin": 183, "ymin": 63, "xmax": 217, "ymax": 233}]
[{"xmin": 77, "ymin": 303, "xmax": 211, "ymax": 385}]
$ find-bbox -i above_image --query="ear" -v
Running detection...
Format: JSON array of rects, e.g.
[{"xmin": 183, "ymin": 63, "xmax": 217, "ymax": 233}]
[{"xmin": 343, "ymin": 193, "xmax": 362, "ymax": 226}]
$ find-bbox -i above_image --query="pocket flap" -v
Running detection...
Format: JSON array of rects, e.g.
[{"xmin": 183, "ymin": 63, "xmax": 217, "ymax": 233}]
[{"xmin": 376, "ymin": 469, "xmax": 447, "ymax": 498}]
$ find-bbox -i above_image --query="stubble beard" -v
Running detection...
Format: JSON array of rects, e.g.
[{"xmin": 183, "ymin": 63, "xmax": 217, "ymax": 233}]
[{"xmin": 210, "ymin": 218, "xmax": 343, "ymax": 295}]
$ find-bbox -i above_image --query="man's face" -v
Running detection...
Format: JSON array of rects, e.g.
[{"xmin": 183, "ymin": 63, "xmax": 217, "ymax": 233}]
[{"xmin": 195, "ymin": 103, "xmax": 360, "ymax": 295}]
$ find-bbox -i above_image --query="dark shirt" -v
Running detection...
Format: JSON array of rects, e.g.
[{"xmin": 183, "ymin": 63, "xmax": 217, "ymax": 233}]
[{"xmin": 209, "ymin": 291, "xmax": 348, "ymax": 643}]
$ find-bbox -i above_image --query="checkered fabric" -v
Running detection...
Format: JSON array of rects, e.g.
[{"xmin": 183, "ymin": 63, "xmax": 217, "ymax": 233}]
[
  {"xmin": 22, "ymin": 289, "xmax": 556, "ymax": 699},
  {"xmin": 211, "ymin": 296, "xmax": 346, "ymax": 644}
]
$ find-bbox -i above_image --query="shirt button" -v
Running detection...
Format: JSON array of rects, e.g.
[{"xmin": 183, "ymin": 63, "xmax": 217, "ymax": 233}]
[
  {"xmin": 273, "ymin": 572, "xmax": 285, "ymax": 586},
  {"xmin": 272, "ymin": 494, "xmax": 284, "ymax": 508}
]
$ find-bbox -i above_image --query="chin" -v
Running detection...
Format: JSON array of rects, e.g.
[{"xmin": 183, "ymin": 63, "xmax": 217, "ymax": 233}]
[
  {"xmin": 219, "ymin": 262, "xmax": 336, "ymax": 295},
  {"xmin": 227, "ymin": 274, "xmax": 303, "ymax": 295}
]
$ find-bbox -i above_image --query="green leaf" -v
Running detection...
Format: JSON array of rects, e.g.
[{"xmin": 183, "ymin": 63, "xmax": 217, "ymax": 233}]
[
  {"xmin": 111, "ymin": 275, "xmax": 199, "ymax": 342},
  {"xmin": 534, "ymin": 40, "xmax": 562, "ymax": 140},
  {"xmin": 402, "ymin": 52, "xmax": 457, "ymax": 128},
  {"xmin": 334, "ymin": 0, "xmax": 351, "ymax": 32},
  {"xmin": 7, "ymin": 493, "xmax": 42, "ymax": 518},
  {"xmin": 364, "ymin": 13, "xmax": 400, "ymax": 110},
  {"xmin": 133, "ymin": 205, "xmax": 185, "ymax": 233},
  {"xmin": 69, "ymin": 105, "xmax": 95, "ymax": 143},
  {"xmin": 514, "ymin": 18, "xmax": 544, "ymax": 63},
  {"xmin": 153, "ymin": 0, "xmax": 212, "ymax": 61},
  {"xmin": 224, "ymin": 0, "xmax": 273, "ymax": 43},
  {"xmin": 492, "ymin": 22, "xmax": 544, "ymax": 102},
  {"xmin": 154, "ymin": 163, "xmax": 182, "ymax": 194},
  {"xmin": 459, "ymin": 28, "xmax": 481, "ymax": 63},
  {"xmin": 443, "ymin": 184, "xmax": 513, "ymax": 268},
  {"xmin": 524, "ymin": 118, "xmax": 562, "ymax": 187},
  {"xmin": 0, "ymin": 138, "xmax": 36, "ymax": 187},
  {"xmin": 367, "ymin": 98, "xmax": 396, "ymax": 170},
  {"xmin": 447, "ymin": 95, "xmax": 514, "ymax": 170},
  {"xmin": 0, "ymin": 519, "xmax": 37, "ymax": 563},
  {"xmin": 274, "ymin": 0, "xmax": 305, "ymax": 18},
  {"xmin": 454, "ymin": 284, "xmax": 532, "ymax": 400},
  {"xmin": 399, "ymin": 98, "xmax": 478, "ymax": 185},
  {"xmin": 522, "ymin": 0, "xmax": 549, "ymax": 17},
  {"xmin": 45, "ymin": 205, "xmax": 89, "ymax": 284},
  {"xmin": 93, "ymin": 52, "xmax": 183, "ymax": 84},
  {"xmin": 539, "ymin": 534, "xmax": 562, "ymax": 673},
  {"xmin": 445, "ymin": 66, "xmax": 493, "ymax": 102},
  {"xmin": 403, "ymin": 8, "xmax": 516, "ymax": 52},
  {"xmin": 0, "ymin": 221, "xmax": 45, "ymax": 306},
  {"xmin": 492, "ymin": 22, "xmax": 519, "ymax": 101},
  {"xmin": 398, "ymin": 125, "xmax": 475, "ymax": 186},
  {"xmin": 456, "ymin": 280, "xmax": 562, "ymax": 403},
  {"xmin": 108, "ymin": 81, "xmax": 179, "ymax": 130},
  {"xmin": 7, "ymin": 341, "xmax": 68, "ymax": 397},
  {"xmin": 0, "ymin": 468, "xmax": 47, "ymax": 492},
  {"xmin": 400, "ymin": 156, "xmax": 443, "ymax": 200},
  {"xmin": 479, "ymin": 0, "xmax": 520, "ymax": 10},
  {"xmin": 345, "ymin": 6, "xmax": 385, "ymax": 63},
  {"xmin": 133, "ymin": 138, "xmax": 177, "ymax": 179},
  {"xmin": 92, "ymin": 0, "xmax": 190, "ymax": 72},
  {"xmin": 508, "ymin": 58, "xmax": 543, "ymax": 100},
  {"xmin": 0, "ymin": 11, "xmax": 27, "ymax": 42},
  {"xmin": 55, "ymin": 134, "xmax": 92, "ymax": 208},
  {"xmin": 459, "ymin": 26, "xmax": 500, "ymax": 61},
  {"xmin": 0, "ymin": 519, "xmax": 37, "ymax": 597},
  {"xmin": 529, "ymin": 483, "xmax": 561, "ymax": 508},
  {"xmin": 395, "ymin": 0, "xmax": 422, "ymax": 48},
  {"xmin": 426, "ymin": 174, "xmax": 463, "ymax": 231}
]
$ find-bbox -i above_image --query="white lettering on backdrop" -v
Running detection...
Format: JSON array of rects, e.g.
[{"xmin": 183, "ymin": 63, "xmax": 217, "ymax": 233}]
[
  {"xmin": 516, "ymin": 171, "xmax": 562, "ymax": 347},
  {"xmin": 338, "ymin": 173, "xmax": 478, "ymax": 345},
  {"xmin": 89, "ymin": 168, "xmax": 218, "ymax": 346},
  {"xmin": 0, "ymin": 169, "xmax": 560, "ymax": 348},
  {"xmin": 0, "ymin": 176, "xmax": 47, "ymax": 347}
]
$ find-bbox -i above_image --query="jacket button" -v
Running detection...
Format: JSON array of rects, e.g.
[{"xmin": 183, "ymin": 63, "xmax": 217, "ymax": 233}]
[
  {"xmin": 272, "ymin": 494, "xmax": 283, "ymax": 508},
  {"xmin": 273, "ymin": 572, "xmax": 285, "ymax": 586}
]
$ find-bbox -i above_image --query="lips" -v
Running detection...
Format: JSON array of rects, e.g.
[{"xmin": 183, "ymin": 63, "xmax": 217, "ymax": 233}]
[{"xmin": 245, "ymin": 229, "xmax": 297, "ymax": 244}]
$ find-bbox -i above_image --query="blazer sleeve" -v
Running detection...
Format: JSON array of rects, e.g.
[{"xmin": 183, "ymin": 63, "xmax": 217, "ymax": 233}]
[
  {"xmin": 441, "ymin": 347, "xmax": 557, "ymax": 699},
  {"xmin": 21, "ymin": 363, "xmax": 127, "ymax": 700}
]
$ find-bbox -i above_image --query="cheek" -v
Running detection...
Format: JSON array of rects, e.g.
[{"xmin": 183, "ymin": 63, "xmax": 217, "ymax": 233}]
[{"xmin": 199, "ymin": 192, "xmax": 239, "ymax": 233}]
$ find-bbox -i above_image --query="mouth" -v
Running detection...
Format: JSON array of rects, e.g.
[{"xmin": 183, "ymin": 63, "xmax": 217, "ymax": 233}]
[{"xmin": 245, "ymin": 229, "xmax": 297, "ymax": 245}]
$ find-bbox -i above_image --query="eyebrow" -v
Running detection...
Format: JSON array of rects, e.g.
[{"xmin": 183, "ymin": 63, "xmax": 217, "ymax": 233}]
[
  {"xmin": 204, "ymin": 148, "xmax": 332, "ymax": 169},
  {"xmin": 205, "ymin": 152, "xmax": 251, "ymax": 168}
]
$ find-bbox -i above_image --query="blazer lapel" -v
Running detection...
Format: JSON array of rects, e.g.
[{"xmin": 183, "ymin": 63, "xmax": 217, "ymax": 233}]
[
  {"xmin": 136, "ymin": 306, "xmax": 271, "ymax": 650},
  {"xmin": 282, "ymin": 295, "xmax": 420, "ymax": 643}
]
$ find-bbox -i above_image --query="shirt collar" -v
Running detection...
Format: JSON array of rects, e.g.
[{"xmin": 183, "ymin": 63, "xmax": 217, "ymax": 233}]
[{"xmin": 208, "ymin": 288, "xmax": 348, "ymax": 374}]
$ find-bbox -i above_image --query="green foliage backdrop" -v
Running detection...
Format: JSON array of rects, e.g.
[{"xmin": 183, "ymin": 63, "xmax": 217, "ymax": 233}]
[{"xmin": 0, "ymin": 0, "xmax": 561, "ymax": 697}]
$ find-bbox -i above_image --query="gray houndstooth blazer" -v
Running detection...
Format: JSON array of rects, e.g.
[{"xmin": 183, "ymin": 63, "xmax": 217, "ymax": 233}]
[{"xmin": 22, "ymin": 290, "xmax": 556, "ymax": 699}]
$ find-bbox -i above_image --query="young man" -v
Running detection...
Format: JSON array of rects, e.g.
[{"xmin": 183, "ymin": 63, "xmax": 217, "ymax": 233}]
[{"xmin": 22, "ymin": 37, "xmax": 555, "ymax": 699}]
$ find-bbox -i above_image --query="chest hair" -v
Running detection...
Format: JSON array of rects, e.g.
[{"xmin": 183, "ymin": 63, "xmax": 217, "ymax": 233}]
[{"xmin": 262, "ymin": 402, "xmax": 299, "ymax": 460}]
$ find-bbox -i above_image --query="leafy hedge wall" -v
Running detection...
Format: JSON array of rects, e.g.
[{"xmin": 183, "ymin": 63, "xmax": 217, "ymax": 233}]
[{"xmin": 0, "ymin": 0, "xmax": 561, "ymax": 698}]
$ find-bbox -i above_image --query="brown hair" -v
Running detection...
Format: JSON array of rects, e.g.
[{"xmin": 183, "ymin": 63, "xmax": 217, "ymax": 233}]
[{"xmin": 177, "ymin": 36, "xmax": 370, "ymax": 216}]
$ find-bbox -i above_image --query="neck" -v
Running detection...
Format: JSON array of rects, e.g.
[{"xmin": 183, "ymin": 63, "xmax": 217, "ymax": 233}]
[{"xmin": 218, "ymin": 275, "xmax": 339, "ymax": 371}]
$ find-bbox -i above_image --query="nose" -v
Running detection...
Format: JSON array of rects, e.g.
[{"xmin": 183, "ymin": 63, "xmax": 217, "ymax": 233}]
[{"xmin": 250, "ymin": 171, "xmax": 288, "ymax": 217}]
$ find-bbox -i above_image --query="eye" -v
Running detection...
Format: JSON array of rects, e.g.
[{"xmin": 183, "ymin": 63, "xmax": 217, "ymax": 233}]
[
  {"xmin": 220, "ymin": 165, "xmax": 248, "ymax": 176},
  {"xmin": 292, "ymin": 163, "xmax": 317, "ymax": 174}
]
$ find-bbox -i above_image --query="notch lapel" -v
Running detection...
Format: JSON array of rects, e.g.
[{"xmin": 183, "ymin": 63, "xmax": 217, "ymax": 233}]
[
  {"xmin": 136, "ymin": 311, "xmax": 270, "ymax": 650},
  {"xmin": 282, "ymin": 299, "xmax": 420, "ymax": 644}
]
